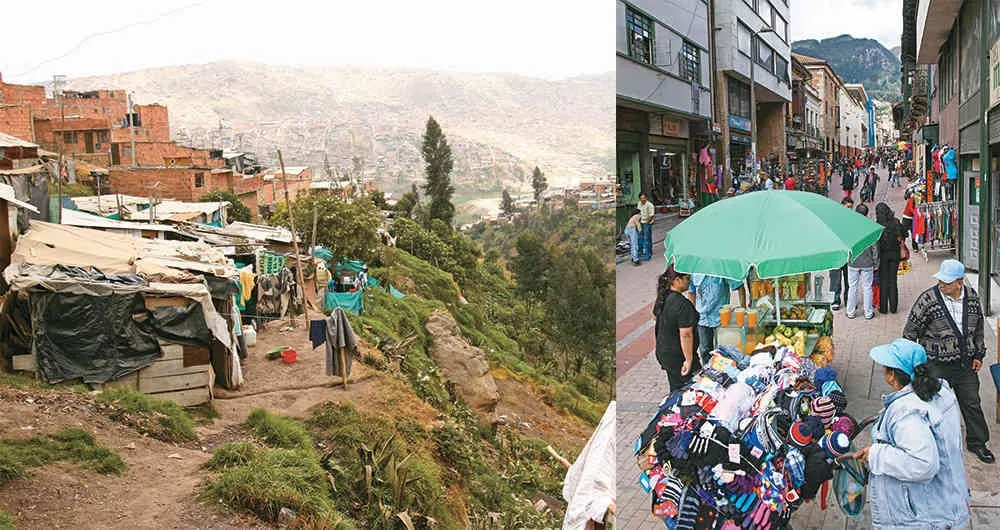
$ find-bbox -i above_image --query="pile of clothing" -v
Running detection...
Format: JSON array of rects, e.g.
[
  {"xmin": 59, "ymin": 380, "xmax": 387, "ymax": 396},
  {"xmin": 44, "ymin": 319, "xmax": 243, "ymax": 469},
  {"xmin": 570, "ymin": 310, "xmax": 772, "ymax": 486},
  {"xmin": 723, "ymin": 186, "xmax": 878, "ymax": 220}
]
[{"xmin": 635, "ymin": 344, "xmax": 855, "ymax": 529}]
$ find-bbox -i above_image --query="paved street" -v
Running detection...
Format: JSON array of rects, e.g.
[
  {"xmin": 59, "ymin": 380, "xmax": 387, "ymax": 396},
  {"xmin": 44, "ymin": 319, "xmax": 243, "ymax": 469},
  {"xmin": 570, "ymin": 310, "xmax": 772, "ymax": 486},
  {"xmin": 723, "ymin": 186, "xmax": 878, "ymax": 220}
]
[{"xmin": 615, "ymin": 170, "xmax": 1000, "ymax": 529}]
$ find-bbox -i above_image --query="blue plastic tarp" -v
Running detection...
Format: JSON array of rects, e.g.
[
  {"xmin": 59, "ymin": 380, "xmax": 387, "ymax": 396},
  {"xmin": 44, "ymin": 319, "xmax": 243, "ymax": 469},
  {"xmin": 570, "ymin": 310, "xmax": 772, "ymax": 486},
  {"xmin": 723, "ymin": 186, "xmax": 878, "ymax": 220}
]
[{"xmin": 389, "ymin": 286, "xmax": 405, "ymax": 299}]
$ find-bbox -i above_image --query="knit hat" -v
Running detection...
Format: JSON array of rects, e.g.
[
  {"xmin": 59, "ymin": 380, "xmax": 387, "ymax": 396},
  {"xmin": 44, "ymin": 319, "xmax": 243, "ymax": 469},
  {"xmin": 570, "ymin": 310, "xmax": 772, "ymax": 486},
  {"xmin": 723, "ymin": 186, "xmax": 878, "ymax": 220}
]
[
  {"xmin": 801, "ymin": 415, "xmax": 826, "ymax": 441},
  {"xmin": 820, "ymin": 431, "xmax": 851, "ymax": 460},
  {"xmin": 811, "ymin": 396, "xmax": 837, "ymax": 428},
  {"xmin": 814, "ymin": 367, "xmax": 838, "ymax": 389},
  {"xmin": 828, "ymin": 390, "xmax": 849, "ymax": 415},
  {"xmin": 676, "ymin": 488, "xmax": 702, "ymax": 530},
  {"xmin": 788, "ymin": 422, "xmax": 813, "ymax": 448},
  {"xmin": 821, "ymin": 379, "xmax": 844, "ymax": 397},
  {"xmin": 830, "ymin": 416, "xmax": 856, "ymax": 438}
]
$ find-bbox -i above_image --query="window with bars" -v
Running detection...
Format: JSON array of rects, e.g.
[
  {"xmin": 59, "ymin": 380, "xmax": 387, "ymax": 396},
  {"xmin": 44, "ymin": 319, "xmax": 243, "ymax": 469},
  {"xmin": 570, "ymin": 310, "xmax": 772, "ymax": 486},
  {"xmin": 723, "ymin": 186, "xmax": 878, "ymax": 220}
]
[
  {"xmin": 680, "ymin": 41, "xmax": 700, "ymax": 83},
  {"xmin": 62, "ymin": 132, "xmax": 77, "ymax": 144},
  {"xmin": 626, "ymin": 8, "xmax": 653, "ymax": 64}
]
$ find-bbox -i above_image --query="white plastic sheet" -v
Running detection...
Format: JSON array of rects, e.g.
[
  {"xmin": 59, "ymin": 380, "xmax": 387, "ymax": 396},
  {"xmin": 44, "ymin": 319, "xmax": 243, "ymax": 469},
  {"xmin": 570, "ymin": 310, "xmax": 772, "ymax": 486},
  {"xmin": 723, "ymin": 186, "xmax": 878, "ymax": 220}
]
[{"xmin": 562, "ymin": 401, "xmax": 615, "ymax": 529}]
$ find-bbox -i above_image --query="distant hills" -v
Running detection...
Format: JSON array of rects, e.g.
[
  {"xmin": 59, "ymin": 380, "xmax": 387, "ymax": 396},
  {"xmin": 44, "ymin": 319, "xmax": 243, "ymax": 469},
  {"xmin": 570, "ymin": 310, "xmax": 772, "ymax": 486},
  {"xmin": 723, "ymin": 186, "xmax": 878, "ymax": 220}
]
[
  {"xmin": 61, "ymin": 61, "xmax": 614, "ymax": 195},
  {"xmin": 793, "ymin": 35, "xmax": 901, "ymax": 102}
]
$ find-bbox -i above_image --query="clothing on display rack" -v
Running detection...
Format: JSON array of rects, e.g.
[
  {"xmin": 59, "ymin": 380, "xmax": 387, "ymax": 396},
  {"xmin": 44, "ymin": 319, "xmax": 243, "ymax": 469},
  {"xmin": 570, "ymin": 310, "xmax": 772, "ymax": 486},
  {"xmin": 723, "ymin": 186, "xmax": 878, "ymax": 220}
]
[{"xmin": 911, "ymin": 201, "xmax": 956, "ymax": 249}]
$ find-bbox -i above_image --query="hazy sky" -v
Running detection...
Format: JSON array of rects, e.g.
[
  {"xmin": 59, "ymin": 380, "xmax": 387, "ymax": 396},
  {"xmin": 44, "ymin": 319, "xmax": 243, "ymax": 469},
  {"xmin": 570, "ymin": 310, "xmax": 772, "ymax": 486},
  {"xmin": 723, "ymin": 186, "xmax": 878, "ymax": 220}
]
[
  {"xmin": 1, "ymin": 0, "xmax": 613, "ymax": 84},
  {"xmin": 791, "ymin": 0, "xmax": 903, "ymax": 49}
]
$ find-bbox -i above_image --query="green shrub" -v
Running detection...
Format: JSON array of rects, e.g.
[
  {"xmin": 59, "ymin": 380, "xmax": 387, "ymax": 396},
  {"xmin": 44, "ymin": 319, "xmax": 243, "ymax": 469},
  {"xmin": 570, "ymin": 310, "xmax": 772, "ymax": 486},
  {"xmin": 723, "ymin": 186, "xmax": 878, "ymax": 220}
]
[
  {"xmin": 96, "ymin": 388, "xmax": 197, "ymax": 442},
  {"xmin": 0, "ymin": 508, "xmax": 12, "ymax": 530},
  {"xmin": 246, "ymin": 409, "xmax": 313, "ymax": 452}
]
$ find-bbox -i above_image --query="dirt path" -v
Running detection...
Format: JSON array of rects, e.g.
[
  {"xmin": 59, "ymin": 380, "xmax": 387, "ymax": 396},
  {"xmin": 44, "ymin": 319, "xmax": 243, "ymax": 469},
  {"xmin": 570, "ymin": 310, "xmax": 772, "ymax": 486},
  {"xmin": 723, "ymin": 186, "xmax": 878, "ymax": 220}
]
[{"xmin": 0, "ymin": 322, "xmax": 595, "ymax": 528}]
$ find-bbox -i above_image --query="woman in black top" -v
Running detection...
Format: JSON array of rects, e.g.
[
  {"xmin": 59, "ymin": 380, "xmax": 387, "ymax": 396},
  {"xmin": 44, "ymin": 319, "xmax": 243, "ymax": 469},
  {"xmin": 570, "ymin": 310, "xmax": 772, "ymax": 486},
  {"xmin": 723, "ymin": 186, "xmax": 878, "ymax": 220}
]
[
  {"xmin": 654, "ymin": 265, "xmax": 701, "ymax": 391},
  {"xmin": 875, "ymin": 202, "xmax": 902, "ymax": 314}
]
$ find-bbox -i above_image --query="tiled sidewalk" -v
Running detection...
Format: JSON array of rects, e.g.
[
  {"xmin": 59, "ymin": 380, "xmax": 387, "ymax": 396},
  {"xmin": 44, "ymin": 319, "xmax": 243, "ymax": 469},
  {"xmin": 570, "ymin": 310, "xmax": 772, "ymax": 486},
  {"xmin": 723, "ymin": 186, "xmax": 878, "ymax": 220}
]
[{"xmin": 615, "ymin": 170, "xmax": 1000, "ymax": 529}]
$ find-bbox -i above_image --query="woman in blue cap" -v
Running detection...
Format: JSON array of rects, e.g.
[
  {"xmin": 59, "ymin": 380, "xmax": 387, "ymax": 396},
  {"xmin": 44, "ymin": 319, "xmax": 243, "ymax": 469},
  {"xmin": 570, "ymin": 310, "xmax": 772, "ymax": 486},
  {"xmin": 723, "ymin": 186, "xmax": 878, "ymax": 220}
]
[{"xmin": 840, "ymin": 338, "xmax": 970, "ymax": 529}]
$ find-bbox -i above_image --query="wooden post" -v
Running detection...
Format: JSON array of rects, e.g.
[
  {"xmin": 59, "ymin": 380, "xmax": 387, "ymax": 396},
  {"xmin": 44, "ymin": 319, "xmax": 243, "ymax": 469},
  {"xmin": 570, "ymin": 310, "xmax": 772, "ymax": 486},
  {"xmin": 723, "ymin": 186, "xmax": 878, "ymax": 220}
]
[
  {"xmin": 310, "ymin": 204, "xmax": 318, "ymax": 256},
  {"xmin": 339, "ymin": 346, "xmax": 349, "ymax": 388},
  {"xmin": 277, "ymin": 149, "xmax": 308, "ymax": 328}
]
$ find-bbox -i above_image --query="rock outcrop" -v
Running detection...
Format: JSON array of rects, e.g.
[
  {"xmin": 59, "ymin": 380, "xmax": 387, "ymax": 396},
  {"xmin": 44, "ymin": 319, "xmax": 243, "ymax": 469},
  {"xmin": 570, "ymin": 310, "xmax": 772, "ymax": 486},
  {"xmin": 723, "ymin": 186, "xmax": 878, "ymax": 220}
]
[{"xmin": 425, "ymin": 311, "xmax": 499, "ymax": 415}]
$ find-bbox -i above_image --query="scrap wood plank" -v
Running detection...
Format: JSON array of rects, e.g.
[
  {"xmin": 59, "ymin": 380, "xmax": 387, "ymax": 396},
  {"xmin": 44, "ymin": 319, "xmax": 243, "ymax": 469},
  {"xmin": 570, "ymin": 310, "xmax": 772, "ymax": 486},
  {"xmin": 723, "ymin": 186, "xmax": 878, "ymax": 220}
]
[
  {"xmin": 140, "ymin": 358, "xmax": 210, "ymax": 379},
  {"xmin": 11, "ymin": 353, "xmax": 36, "ymax": 372},
  {"xmin": 147, "ymin": 387, "xmax": 211, "ymax": 407},
  {"xmin": 139, "ymin": 371, "xmax": 210, "ymax": 394},
  {"xmin": 102, "ymin": 372, "xmax": 139, "ymax": 391},
  {"xmin": 144, "ymin": 296, "xmax": 191, "ymax": 309},
  {"xmin": 159, "ymin": 343, "xmax": 184, "ymax": 361}
]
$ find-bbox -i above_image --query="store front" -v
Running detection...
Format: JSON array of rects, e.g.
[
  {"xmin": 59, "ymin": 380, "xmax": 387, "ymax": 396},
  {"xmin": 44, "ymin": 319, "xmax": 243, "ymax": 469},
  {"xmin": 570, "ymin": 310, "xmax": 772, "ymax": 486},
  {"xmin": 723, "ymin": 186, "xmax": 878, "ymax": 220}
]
[
  {"xmin": 648, "ymin": 139, "xmax": 689, "ymax": 207},
  {"xmin": 616, "ymin": 131, "xmax": 642, "ymax": 234}
]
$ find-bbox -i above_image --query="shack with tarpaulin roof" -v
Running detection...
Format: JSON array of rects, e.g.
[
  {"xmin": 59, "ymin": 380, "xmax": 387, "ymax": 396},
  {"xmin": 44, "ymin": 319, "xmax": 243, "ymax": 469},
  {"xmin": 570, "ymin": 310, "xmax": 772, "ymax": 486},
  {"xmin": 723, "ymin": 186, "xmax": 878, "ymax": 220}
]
[{"xmin": 0, "ymin": 222, "xmax": 247, "ymax": 405}]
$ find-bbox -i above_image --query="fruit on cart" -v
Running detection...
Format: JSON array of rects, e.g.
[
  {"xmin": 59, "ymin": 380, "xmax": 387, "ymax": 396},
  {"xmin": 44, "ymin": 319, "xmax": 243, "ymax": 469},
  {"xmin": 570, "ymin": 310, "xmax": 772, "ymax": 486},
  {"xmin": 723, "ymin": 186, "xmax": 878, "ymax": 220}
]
[{"xmin": 780, "ymin": 305, "xmax": 809, "ymax": 320}]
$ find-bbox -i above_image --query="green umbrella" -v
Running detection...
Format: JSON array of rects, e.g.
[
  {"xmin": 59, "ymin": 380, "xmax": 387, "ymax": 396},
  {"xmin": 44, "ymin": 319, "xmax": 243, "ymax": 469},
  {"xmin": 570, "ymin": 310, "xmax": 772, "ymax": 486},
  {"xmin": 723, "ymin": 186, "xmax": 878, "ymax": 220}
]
[{"xmin": 664, "ymin": 190, "xmax": 883, "ymax": 280}]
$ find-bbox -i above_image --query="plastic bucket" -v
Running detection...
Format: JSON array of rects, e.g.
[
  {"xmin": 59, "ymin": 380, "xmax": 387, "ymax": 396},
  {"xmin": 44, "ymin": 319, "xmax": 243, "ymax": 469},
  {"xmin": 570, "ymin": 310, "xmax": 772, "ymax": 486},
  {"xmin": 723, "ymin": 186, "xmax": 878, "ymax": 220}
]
[{"xmin": 281, "ymin": 349, "xmax": 297, "ymax": 364}]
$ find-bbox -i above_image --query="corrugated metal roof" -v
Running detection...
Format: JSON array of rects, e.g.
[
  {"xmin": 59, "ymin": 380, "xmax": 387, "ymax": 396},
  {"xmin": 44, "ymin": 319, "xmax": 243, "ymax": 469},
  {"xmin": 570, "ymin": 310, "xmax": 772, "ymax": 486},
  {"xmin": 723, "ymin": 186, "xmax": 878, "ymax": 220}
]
[
  {"xmin": 0, "ymin": 183, "xmax": 39, "ymax": 213},
  {"xmin": 0, "ymin": 132, "xmax": 38, "ymax": 148}
]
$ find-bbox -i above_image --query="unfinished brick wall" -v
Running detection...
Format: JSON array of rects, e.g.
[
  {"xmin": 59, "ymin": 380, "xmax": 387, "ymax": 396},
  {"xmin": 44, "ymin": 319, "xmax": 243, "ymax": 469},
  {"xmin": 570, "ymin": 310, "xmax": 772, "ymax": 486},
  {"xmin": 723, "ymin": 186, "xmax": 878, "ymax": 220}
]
[
  {"xmin": 0, "ymin": 74, "xmax": 46, "ymax": 107},
  {"xmin": 110, "ymin": 167, "xmax": 201, "ymax": 202},
  {"xmin": 111, "ymin": 141, "xmax": 225, "ymax": 168},
  {"xmin": 0, "ymin": 105, "xmax": 35, "ymax": 142}
]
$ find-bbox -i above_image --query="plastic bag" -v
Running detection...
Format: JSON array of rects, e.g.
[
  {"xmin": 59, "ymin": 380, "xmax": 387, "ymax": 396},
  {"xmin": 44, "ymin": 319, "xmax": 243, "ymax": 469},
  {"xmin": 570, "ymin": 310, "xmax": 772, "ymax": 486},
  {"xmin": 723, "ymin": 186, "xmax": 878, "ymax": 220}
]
[{"xmin": 832, "ymin": 454, "xmax": 868, "ymax": 517}]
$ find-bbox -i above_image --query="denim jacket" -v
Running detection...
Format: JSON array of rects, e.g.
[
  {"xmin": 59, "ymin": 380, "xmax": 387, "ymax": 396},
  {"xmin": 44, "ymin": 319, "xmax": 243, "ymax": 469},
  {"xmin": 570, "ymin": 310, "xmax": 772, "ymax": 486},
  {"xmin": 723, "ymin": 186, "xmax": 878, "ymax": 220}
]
[{"xmin": 868, "ymin": 381, "xmax": 970, "ymax": 529}]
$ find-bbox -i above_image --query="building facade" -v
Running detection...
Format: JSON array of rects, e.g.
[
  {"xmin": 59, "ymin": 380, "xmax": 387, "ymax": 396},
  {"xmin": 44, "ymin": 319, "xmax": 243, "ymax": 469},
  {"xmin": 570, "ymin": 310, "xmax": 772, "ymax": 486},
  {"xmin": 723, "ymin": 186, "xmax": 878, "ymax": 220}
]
[
  {"xmin": 794, "ymin": 54, "xmax": 846, "ymax": 161},
  {"xmin": 912, "ymin": 0, "xmax": 1000, "ymax": 311},
  {"xmin": 616, "ymin": 0, "xmax": 713, "ymax": 231},
  {"xmin": 787, "ymin": 56, "xmax": 824, "ymax": 168},
  {"xmin": 714, "ymin": 0, "xmax": 792, "ymax": 185}
]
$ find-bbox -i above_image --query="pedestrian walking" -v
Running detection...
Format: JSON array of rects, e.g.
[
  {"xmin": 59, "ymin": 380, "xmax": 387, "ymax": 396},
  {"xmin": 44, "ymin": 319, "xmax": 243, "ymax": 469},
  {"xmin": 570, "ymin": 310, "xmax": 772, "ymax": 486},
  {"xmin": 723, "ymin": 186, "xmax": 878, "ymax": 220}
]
[
  {"xmin": 688, "ymin": 274, "xmax": 743, "ymax": 364},
  {"xmin": 901, "ymin": 193, "xmax": 920, "ymax": 252},
  {"xmin": 841, "ymin": 164, "xmax": 856, "ymax": 199},
  {"xmin": 624, "ymin": 208, "xmax": 641, "ymax": 266},
  {"xmin": 829, "ymin": 196, "xmax": 856, "ymax": 310},
  {"xmin": 903, "ymin": 259, "xmax": 994, "ymax": 463},
  {"xmin": 846, "ymin": 204, "xmax": 877, "ymax": 320},
  {"xmin": 653, "ymin": 265, "xmax": 700, "ymax": 391},
  {"xmin": 840, "ymin": 338, "xmax": 971, "ymax": 529},
  {"xmin": 638, "ymin": 193, "xmax": 655, "ymax": 262},
  {"xmin": 875, "ymin": 203, "xmax": 902, "ymax": 314},
  {"xmin": 784, "ymin": 175, "xmax": 796, "ymax": 191}
]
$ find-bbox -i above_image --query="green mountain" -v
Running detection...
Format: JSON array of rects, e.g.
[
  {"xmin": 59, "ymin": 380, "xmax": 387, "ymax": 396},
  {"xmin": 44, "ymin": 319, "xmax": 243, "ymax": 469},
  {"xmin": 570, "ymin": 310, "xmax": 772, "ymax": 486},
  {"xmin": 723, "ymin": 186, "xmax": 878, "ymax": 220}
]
[{"xmin": 793, "ymin": 35, "xmax": 901, "ymax": 102}]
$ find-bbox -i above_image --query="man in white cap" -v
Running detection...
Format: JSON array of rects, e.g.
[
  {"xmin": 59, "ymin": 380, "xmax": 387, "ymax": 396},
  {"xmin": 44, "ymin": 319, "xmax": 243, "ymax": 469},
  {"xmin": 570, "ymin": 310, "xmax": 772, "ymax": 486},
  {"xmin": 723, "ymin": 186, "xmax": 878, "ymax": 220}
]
[{"xmin": 903, "ymin": 259, "xmax": 993, "ymax": 463}]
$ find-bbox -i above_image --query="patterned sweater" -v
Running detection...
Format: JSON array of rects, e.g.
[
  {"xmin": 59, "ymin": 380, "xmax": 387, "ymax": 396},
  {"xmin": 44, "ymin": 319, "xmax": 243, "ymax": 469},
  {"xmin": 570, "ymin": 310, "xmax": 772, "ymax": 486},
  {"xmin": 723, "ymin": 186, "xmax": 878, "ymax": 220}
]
[{"xmin": 903, "ymin": 285, "xmax": 986, "ymax": 363}]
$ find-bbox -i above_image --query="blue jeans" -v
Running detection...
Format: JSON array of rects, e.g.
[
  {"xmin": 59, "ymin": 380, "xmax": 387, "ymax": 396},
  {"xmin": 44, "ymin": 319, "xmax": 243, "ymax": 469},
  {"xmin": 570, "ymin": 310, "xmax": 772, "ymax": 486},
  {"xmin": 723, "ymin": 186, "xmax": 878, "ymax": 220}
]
[
  {"xmin": 624, "ymin": 226, "xmax": 639, "ymax": 263},
  {"xmin": 847, "ymin": 266, "xmax": 874, "ymax": 318},
  {"xmin": 640, "ymin": 223, "xmax": 653, "ymax": 260},
  {"xmin": 698, "ymin": 325, "xmax": 716, "ymax": 364}
]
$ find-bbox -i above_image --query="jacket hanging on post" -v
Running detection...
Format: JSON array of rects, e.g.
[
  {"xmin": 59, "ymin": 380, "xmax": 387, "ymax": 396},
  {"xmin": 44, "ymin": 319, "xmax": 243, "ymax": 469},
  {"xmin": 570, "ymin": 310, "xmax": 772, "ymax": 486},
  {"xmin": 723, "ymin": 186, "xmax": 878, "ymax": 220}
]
[{"xmin": 324, "ymin": 308, "xmax": 359, "ymax": 377}]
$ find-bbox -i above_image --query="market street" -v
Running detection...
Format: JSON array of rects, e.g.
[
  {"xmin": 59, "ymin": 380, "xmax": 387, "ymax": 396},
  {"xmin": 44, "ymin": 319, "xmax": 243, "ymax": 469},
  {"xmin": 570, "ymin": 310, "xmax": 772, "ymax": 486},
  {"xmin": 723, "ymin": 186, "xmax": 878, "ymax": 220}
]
[{"xmin": 615, "ymin": 169, "xmax": 1000, "ymax": 529}]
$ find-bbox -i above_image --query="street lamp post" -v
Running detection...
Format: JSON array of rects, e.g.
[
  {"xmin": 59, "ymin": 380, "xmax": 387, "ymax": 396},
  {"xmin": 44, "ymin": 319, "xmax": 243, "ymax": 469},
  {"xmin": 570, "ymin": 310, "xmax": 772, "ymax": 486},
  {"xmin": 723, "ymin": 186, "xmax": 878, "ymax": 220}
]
[{"xmin": 750, "ymin": 27, "xmax": 775, "ymax": 176}]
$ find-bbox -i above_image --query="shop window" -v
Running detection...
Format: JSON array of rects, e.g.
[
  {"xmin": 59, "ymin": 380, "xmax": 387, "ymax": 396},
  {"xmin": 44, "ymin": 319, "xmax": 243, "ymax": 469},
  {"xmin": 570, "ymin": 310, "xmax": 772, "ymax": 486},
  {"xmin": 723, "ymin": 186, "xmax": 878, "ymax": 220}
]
[
  {"xmin": 625, "ymin": 8, "xmax": 653, "ymax": 65},
  {"xmin": 195, "ymin": 172, "xmax": 205, "ymax": 188},
  {"xmin": 970, "ymin": 176, "xmax": 980, "ymax": 205},
  {"xmin": 680, "ymin": 41, "xmax": 700, "ymax": 84}
]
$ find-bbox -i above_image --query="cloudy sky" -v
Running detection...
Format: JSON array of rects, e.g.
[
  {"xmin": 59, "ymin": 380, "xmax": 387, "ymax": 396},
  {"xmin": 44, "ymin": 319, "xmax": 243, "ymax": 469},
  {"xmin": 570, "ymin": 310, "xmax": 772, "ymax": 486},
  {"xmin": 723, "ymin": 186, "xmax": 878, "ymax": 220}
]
[
  {"xmin": 791, "ymin": 0, "xmax": 903, "ymax": 49},
  {"xmin": 0, "ymin": 0, "xmax": 613, "ymax": 84}
]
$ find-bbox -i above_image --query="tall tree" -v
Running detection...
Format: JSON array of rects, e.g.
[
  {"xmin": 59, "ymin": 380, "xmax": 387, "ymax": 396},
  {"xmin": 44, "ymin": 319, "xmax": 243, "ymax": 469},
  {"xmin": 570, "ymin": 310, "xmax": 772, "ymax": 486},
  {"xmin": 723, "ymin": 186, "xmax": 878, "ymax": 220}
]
[
  {"xmin": 500, "ymin": 189, "xmax": 515, "ymax": 217},
  {"xmin": 512, "ymin": 231, "xmax": 549, "ymax": 300},
  {"xmin": 531, "ymin": 166, "xmax": 547, "ymax": 206},
  {"xmin": 421, "ymin": 116, "xmax": 455, "ymax": 226}
]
